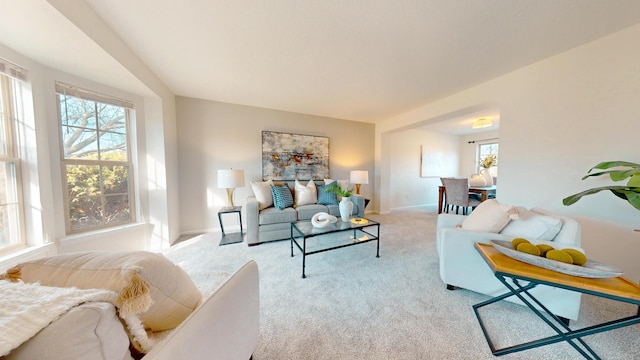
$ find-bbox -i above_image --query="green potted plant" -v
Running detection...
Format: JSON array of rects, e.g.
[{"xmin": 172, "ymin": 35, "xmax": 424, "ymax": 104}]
[
  {"xmin": 562, "ymin": 161, "xmax": 640, "ymax": 212},
  {"xmin": 326, "ymin": 182, "xmax": 354, "ymax": 198},
  {"xmin": 326, "ymin": 182, "xmax": 354, "ymax": 221}
]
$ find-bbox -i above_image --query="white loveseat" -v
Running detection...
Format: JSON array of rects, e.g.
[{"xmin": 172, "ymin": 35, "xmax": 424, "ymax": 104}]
[
  {"xmin": 436, "ymin": 202, "xmax": 583, "ymax": 321},
  {"xmin": 4, "ymin": 259, "xmax": 259, "ymax": 360}
]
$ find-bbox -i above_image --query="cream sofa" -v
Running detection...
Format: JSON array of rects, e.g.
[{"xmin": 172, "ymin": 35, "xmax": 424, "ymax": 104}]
[
  {"xmin": 5, "ymin": 260, "xmax": 260, "ymax": 360},
  {"xmin": 436, "ymin": 205, "xmax": 583, "ymax": 322},
  {"xmin": 246, "ymin": 180, "xmax": 365, "ymax": 246}
]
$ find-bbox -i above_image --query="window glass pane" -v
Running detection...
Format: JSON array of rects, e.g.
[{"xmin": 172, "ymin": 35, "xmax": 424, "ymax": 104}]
[
  {"xmin": 69, "ymin": 195, "xmax": 102, "ymax": 231},
  {"xmin": 0, "ymin": 162, "xmax": 18, "ymax": 204},
  {"xmin": 104, "ymin": 194, "xmax": 130, "ymax": 224},
  {"xmin": 0, "ymin": 203, "xmax": 20, "ymax": 247},
  {"xmin": 97, "ymin": 103, "xmax": 126, "ymax": 131},
  {"xmin": 62, "ymin": 125, "xmax": 99, "ymax": 159},
  {"xmin": 59, "ymin": 95, "xmax": 97, "ymax": 128},
  {"xmin": 102, "ymin": 165, "xmax": 128, "ymax": 194},
  {"xmin": 0, "ymin": 81, "xmax": 7, "ymax": 155},
  {"xmin": 100, "ymin": 131, "xmax": 127, "ymax": 161}
]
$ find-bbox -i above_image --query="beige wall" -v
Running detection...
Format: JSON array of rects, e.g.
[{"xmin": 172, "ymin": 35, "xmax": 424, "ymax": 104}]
[
  {"xmin": 176, "ymin": 97, "xmax": 375, "ymax": 234},
  {"xmin": 378, "ymin": 24, "xmax": 640, "ymax": 279}
]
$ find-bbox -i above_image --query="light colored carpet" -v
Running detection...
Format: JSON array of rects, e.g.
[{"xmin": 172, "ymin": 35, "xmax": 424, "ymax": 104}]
[{"xmin": 163, "ymin": 210, "xmax": 639, "ymax": 359}]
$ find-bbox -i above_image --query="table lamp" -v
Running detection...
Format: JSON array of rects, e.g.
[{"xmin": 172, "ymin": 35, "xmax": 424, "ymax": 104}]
[
  {"xmin": 350, "ymin": 170, "xmax": 369, "ymax": 195},
  {"xmin": 217, "ymin": 169, "xmax": 245, "ymax": 209}
]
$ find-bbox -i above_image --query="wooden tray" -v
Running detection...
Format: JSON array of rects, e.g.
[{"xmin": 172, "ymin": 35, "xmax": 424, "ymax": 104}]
[{"xmin": 490, "ymin": 240, "xmax": 624, "ymax": 278}]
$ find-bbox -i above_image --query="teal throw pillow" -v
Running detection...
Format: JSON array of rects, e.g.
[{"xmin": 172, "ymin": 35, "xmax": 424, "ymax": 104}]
[
  {"xmin": 317, "ymin": 184, "xmax": 338, "ymax": 205},
  {"xmin": 271, "ymin": 184, "xmax": 294, "ymax": 210}
]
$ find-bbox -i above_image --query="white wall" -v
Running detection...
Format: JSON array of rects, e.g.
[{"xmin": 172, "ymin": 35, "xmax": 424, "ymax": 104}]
[
  {"xmin": 388, "ymin": 128, "xmax": 458, "ymax": 210},
  {"xmin": 175, "ymin": 97, "xmax": 375, "ymax": 234},
  {"xmin": 377, "ymin": 24, "xmax": 640, "ymax": 279}
]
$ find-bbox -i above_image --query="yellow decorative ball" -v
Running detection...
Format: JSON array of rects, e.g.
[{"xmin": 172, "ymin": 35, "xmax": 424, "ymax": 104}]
[
  {"xmin": 546, "ymin": 250, "xmax": 573, "ymax": 264},
  {"xmin": 562, "ymin": 248, "xmax": 588, "ymax": 266},
  {"xmin": 516, "ymin": 242, "xmax": 541, "ymax": 256},
  {"xmin": 511, "ymin": 238, "xmax": 530, "ymax": 249},
  {"xmin": 536, "ymin": 244, "xmax": 555, "ymax": 257}
]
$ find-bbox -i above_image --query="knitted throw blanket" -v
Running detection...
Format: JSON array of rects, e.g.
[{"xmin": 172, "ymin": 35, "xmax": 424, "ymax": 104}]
[{"xmin": 0, "ymin": 280, "xmax": 154, "ymax": 356}]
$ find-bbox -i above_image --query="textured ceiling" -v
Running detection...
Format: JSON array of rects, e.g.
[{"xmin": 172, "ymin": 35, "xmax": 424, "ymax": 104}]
[{"xmin": 2, "ymin": 1, "xmax": 640, "ymax": 123}]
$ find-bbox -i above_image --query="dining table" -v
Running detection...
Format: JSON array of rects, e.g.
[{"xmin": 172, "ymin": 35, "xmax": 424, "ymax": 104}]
[{"xmin": 438, "ymin": 184, "xmax": 497, "ymax": 214}]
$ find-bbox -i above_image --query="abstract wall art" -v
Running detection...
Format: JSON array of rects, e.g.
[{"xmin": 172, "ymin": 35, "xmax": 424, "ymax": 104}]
[{"xmin": 262, "ymin": 131, "xmax": 330, "ymax": 181}]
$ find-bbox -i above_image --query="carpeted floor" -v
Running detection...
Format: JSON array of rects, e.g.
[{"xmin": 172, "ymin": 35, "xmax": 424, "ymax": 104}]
[{"xmin": 163, "ymin": 210, "xmax": 639, "ymax": 360}]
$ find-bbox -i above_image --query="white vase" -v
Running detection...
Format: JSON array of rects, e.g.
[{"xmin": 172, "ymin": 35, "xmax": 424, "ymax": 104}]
[
  {"xmin": 480, "ymin": 168, "xmax": 493, "ymax": 186},
  {"xmin": 339, "ymin": 196, "xmax": 353, "ymax": 222}
]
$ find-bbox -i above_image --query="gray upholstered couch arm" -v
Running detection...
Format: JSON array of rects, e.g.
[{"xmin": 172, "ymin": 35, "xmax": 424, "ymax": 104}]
[
  {"xmin": 246, "ymin": 196, "xmax": 260, "ymax": 245},
  {"xmin": 350, "ymin": 195, "xmax": 365, "ymax": 217}
]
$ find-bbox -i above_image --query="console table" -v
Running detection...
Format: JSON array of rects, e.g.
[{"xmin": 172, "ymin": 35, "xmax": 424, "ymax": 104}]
[{"xmin": 474, "ymin": 242, "xmax": 640, "ymax": 359}]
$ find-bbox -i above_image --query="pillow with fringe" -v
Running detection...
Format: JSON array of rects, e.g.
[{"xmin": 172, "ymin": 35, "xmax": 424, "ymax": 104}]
[{"xmin": 0, "ymin": 251, "xmax": 201, "ymax": 332}]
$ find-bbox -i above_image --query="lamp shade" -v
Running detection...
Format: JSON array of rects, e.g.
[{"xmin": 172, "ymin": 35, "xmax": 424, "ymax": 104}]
[
  {"xmin": 217, "ymin": 169, "xmax": 245, "ymax": 188},
  {"xmin": 350, "ymin": 170, "xmax": 369, "ymax": 185}
]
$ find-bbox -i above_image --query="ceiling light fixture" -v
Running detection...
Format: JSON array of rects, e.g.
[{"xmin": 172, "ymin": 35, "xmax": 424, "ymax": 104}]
[{"xmin": 472, "ymin": 118, "xmax": 492, "ymax": 129}]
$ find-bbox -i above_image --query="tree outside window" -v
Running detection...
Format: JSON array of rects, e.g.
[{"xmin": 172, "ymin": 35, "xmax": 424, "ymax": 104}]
[{"xmin": 57, "ymin": 84, "xmax": 135, "ymax": 233}]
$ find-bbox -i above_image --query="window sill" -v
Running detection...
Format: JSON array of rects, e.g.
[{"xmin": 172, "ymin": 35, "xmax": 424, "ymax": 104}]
[{"xmin": 0, "ymin": 243, "xmax": 56, "ymax": 272}]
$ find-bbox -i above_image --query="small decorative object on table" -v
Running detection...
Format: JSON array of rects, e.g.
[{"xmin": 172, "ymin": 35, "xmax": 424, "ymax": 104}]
[
  {"xmin": 311, "ymin": 212, "xmax": 337, "ymax": 228},
  {"xmin": 479, "ymin": 154, "xmax": 497, "ymax": 186}
]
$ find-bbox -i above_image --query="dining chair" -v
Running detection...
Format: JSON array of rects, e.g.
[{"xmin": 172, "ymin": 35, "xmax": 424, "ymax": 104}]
[
  {"xmin": 440, "ymin": 177, "xmax": 454, "ymax": 213},
  {"xmin": 441, "ymin": 177, "xmax": 481, "ymax": 215}
]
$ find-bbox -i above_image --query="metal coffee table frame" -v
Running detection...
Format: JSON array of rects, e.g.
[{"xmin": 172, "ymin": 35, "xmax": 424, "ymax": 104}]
[
  {"xmin": 474, "ymin": 243, "xmax": 640, "ymax": 359},
  {"xmin": 290, "ymin": 218, "xmax": 380, "ymax": 278}
]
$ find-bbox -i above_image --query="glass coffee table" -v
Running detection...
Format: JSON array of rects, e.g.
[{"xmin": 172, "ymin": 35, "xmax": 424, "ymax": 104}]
[{"xmin": 290, "ymin": 217, "xmax": 380, "ymax": 278}]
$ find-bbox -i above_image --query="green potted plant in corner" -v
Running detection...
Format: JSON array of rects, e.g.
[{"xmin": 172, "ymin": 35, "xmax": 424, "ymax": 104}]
[
  {"xmin": 326, "ymin": 182, "xmax": 354, "ymax": 222},
  {"xmin": 563, "ymin": 161, "xmax": 640, "ymax": 230}
]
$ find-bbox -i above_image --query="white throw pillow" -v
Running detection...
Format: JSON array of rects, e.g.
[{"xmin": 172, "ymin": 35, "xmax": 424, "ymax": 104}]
[
  {"xmin": 462, "ymin": 199, "xmax": 518, "ymax": 233},
  {"xmin": 250, "ymin": 180, "xmax": 274, "ymax": 210},
  {"xmin": 294, "ymin": 180, "xmax": 317, "ymax": 207},
  {"xmin": 500, "ymin": 207, "xmax": 563, "ymax": 241}
]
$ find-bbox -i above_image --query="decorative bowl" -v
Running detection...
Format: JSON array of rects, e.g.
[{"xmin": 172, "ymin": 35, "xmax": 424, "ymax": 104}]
[{"xmin": 490, "ymin": 240, "xmax": 624, "ymax": 278}]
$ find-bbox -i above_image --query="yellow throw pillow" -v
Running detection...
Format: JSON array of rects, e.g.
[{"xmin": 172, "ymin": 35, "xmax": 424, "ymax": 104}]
[{"xmin": 4, "ymin": 251, "xmax": 201, "ymax": 332}]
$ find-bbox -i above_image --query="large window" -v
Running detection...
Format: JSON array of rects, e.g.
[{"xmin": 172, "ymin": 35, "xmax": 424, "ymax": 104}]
[
  {"xmin": 478, "ymin": 142, "xmax": 498, "ymax": 178},
  {"xmin": 0, "ymin": 73, "xmax": 25, "ymax": 252},
  {"xmin": 56, "ymin": 83, "xmax": 135, "ymax": 233}
]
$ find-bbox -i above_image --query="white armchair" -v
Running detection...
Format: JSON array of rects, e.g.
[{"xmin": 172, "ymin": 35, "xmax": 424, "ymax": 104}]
[{"xmin": 436, "ymin": 207, "xmax": 583, "ymax": 321}]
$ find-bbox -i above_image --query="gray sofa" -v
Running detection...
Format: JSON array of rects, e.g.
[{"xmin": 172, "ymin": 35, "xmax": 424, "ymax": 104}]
[{"xmin": 247, "ymin": 185, "xmax": 364, "ymax": 246}]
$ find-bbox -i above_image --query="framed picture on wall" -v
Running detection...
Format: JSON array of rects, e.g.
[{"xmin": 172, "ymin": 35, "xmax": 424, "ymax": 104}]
[
  {"xmin": 420, "ymin": 145, "xmax": 444, "ymax": 178},
  {"xmin": 262, "ymin": 131, "xmax": 330, "ymax": 181}
]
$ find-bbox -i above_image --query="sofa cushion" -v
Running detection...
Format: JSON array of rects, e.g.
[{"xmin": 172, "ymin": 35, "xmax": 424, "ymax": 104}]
[
  {"xmin": 294, "ymin": 180, "xmax": 317, "ymax": 207},
  {"xmin": 259, "ymin": 207, "xmax": 298, "ymax": 225},
  {"xmin": 250, "ymin": 180, "xmax": 274, "ymax": 210},
  {"xmin": 317, "ymin": 184, "xmax": 338, "ymax": 205},
  {"xmin": 462, "ymin": 199, "xmax": 518, "ymax": 233},
  {"xmin": 296, "ymin": 204, "xmax": 329, "ymax": 220},
  {"xmin": 500, "ymin": 207, "xmax": 563, "ymax": 241},
  {"xmin": 271, "ymin": 184, "xmax": 294, "ymax": 209},
  {"xmin": 5, "ymin": 302, "xmax": 133, "ymax": 360},
  {"xmin": 8, "ymin": 251, "xmax": 202, "ymax": 332}
]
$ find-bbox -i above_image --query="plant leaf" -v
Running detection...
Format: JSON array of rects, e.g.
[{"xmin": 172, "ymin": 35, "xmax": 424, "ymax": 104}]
[
  {"xmin": 588, "ymin": 161, "xmax": 640, "ymax": 172},
  {"xmin": 562, "ymin": 186, "xmax": 632, "ymax": 206},
  {"xmin": 628, "ymin": 174, "xmax": 640, "ymax": 187}
]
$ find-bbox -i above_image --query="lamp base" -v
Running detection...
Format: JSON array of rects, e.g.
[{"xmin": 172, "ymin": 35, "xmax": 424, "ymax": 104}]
[
  {"xmin": 355, "ymin": 184, "xmax": 361, "ymax": 194},
  {"xmin": 225, "ymin": 188, "xmax": 235, "ymax": 208}
]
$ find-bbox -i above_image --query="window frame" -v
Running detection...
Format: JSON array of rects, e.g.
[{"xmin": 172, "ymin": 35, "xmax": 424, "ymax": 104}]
[
  {"xmin": 56, "ymin": 82, "xmax": 136, "ymax": 234},
  {"xmin": 0, "ymin": 73, "xmax": 26, "ymax": 253}
]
